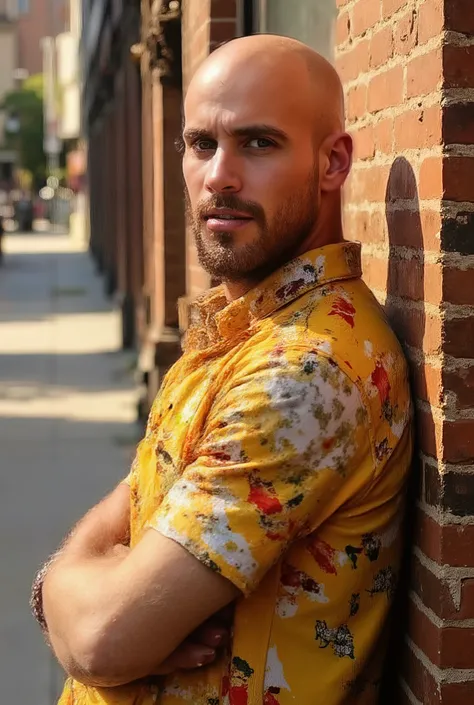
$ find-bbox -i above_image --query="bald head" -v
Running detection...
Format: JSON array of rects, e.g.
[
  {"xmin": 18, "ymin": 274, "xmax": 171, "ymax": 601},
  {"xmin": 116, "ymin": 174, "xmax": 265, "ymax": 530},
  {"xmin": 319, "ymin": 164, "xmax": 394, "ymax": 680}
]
[
  {"xmin": 182, "ymin": 34, "xmax": 352, "ymax": 295},
  {"xmin": 186, "ymin": 34, "xmax": 345, "ymax": 138}
]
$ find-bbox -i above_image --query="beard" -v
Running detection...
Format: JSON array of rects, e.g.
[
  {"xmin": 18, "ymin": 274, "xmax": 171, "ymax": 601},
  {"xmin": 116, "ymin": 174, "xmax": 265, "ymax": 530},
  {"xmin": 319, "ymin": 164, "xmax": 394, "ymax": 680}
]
[{"xmin": 186, "ymin": 170, "xmax": 319, "ymax": 285}]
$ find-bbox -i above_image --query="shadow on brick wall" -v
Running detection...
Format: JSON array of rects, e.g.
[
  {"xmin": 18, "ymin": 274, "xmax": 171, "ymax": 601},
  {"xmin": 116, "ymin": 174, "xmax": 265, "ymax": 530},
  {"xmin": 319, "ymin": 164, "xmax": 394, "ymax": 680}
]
[{"xmin": 379, "ymin": 157, "xmax": 427, "ymax": 703}]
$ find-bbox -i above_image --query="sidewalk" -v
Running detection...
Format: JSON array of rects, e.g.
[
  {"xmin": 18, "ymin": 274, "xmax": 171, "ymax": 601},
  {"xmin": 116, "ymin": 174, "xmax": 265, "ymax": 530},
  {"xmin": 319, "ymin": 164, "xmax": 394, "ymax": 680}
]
[{"xmin": 0, "ymin": 229, "xmax": 139, "ymax": 703}]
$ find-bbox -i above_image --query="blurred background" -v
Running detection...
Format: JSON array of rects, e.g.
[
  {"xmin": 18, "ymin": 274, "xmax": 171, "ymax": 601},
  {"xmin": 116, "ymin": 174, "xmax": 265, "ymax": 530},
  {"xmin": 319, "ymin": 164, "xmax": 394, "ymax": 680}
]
[{"xmin": 0, "ymin": 1, "xmax": 337, "ymax": 702}]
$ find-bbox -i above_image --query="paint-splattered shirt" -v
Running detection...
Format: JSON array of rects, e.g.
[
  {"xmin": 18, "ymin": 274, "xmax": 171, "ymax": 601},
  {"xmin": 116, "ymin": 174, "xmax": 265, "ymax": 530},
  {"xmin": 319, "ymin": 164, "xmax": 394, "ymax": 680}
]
[{"xmin": 59, "ymin": 241, "xmax": 413, "ymax": 705}]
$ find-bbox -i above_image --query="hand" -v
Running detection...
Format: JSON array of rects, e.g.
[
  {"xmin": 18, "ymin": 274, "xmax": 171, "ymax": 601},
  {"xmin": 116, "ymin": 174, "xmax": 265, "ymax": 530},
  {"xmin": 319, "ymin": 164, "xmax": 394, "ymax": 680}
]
[{"xmin": 152, "ymin": 608, "xmax": 233, "ymax": 676}]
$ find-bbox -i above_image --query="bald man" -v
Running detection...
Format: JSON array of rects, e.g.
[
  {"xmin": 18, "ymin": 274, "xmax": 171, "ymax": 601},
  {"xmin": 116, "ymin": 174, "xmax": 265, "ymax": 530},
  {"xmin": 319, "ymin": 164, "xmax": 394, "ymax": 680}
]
[{"xmin": 35, "ymin": 35, "xmax": 412, "ymax": 705}]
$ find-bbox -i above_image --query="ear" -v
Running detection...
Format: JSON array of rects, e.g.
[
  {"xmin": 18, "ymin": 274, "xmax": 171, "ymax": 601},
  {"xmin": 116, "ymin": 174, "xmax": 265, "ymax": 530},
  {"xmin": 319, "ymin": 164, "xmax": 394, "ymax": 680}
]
[{"xmin": 319, "ymin": 133, "xmax": 353, "ymax": 193}]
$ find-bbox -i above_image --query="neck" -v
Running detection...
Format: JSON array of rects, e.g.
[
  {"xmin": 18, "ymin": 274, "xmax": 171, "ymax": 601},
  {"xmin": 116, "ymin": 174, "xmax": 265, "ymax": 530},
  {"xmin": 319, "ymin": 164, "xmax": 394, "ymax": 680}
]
[
  {"xmin": 222, "ymin": 209, "xmax": 345, "ymax": 303},
  {"xmin": 223, "ymin": 278, "xmax": 256, "ymax": 302}
]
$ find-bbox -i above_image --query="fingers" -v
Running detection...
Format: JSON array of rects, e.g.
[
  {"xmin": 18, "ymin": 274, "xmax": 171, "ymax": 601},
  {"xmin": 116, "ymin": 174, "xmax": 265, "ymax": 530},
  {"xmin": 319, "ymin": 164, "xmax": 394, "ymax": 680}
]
[
  {"xmin": 192, "ymin": 622, "xmax": 229, "ymax": 649},
  {"xmin": 153, "ymin": 641, "xmax": 216, "ymax": 676}
]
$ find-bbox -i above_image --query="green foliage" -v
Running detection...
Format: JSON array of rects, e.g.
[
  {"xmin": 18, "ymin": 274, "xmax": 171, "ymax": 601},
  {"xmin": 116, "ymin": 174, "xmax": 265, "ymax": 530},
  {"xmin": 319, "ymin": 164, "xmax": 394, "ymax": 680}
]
[{"xmin": 1, "ymin": 74, "xmax": 47, "ymax": 187}]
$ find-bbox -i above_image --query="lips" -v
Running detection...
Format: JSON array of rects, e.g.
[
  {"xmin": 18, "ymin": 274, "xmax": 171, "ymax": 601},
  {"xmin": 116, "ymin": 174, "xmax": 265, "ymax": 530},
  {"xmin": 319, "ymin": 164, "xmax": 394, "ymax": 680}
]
[{"xmin": 204, "ymin": 210, "xmax": 254, "ymax": 232}]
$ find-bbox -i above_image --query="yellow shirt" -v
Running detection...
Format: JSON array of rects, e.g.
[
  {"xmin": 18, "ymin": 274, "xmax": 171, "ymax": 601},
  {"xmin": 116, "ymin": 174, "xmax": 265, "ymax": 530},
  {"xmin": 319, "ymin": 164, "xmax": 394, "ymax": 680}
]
[{"xmin": 59, "ymin": 241, "xmax": 412, "ymax": 705}]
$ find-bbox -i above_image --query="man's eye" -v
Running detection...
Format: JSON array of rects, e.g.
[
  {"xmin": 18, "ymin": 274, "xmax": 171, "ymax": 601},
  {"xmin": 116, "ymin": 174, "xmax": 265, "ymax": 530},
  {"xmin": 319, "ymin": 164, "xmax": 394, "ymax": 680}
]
[
  {"xmin": 247, "ymin": 138, "xmax": 274, "ymax": 149},
  {"xmin": 194, "ymin": 140, "xmax": 215, "ymax": 151}
]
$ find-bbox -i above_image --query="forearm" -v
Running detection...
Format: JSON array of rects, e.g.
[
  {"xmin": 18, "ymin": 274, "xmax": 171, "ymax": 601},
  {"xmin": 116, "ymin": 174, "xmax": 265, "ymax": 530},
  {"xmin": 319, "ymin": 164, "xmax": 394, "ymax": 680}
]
[
  {"xmin": 31, "ymin": 483, "xmax": 130, "ymax": 639},
  {"xmin": 43, "ymin": 550, "xmax": 129, "ymax": 686}
]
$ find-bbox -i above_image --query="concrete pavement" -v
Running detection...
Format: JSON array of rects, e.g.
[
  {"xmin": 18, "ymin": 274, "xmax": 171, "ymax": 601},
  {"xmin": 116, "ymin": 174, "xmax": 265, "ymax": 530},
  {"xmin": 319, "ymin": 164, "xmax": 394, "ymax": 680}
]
[{"xmin": 0, "ymin": 228, "xmax": 139, "ymax": 703}]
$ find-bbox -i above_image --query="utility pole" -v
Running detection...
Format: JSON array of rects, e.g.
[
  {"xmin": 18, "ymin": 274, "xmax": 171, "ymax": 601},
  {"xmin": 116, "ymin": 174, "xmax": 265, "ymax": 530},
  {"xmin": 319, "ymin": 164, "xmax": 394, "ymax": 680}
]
[{"xmin": 42, "ymin": 0, "xmax": 62, "ymax": 228}]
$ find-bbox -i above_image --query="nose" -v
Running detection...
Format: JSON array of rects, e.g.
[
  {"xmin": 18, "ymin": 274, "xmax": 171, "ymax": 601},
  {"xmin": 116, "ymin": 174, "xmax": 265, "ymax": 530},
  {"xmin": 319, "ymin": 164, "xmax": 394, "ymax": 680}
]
[{"xmin": 204, "ymin": 147, "xmax": 242, "ymax": 194}]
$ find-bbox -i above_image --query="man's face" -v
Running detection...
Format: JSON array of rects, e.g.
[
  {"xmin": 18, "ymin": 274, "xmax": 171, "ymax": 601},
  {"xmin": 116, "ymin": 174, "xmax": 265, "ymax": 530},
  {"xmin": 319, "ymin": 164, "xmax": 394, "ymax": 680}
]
[{"xmin": 182, "ymin": 59, "xmax": 321, "ymax": 284}]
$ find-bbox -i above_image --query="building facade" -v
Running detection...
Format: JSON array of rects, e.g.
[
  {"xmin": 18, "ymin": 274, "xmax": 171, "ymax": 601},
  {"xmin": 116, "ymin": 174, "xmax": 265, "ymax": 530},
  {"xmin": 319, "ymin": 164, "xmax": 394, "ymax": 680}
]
[
  {"xmin": 83, "ymin": 2, "xmax": 474, "ymax": 703},
  {"xmin": 17, "ymin": 0, "xmax": 68, "ymax": 77}
]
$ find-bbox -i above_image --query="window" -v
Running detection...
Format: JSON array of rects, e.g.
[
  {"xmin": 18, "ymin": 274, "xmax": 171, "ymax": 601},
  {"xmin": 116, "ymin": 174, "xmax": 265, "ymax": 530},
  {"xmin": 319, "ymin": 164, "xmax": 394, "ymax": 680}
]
[
  {"xmin": 241, "ymin": 0, "xmax": 338, "ymax": 61},
  {"xmin": 18, "ymin": 0, "xmax": 29, "ymax": 13}
]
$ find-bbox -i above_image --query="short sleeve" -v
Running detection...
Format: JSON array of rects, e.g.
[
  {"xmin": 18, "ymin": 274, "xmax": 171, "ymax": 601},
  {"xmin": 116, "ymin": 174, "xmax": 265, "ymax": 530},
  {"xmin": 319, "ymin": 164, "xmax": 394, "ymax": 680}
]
[{"xmin": 147, "ymin": 348, "xmax": 371, "ymax": 596}]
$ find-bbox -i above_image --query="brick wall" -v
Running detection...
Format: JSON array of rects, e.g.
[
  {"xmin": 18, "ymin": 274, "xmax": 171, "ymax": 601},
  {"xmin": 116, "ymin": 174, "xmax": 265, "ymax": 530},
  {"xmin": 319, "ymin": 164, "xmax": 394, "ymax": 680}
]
[
  {"xmin": 336, "ymin": 0, "xmax": 474, "ymax": 702},
  {"xmin": 181, "ymin": 0, "xmax": 238, "ymax": 301}
]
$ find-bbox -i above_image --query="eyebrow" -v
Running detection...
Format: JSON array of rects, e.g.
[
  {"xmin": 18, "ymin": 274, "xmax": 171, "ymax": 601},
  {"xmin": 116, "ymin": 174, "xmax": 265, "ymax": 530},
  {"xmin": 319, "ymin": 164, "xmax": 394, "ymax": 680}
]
[{"xmin": 182, "ymin": 124, "xmax": 290, "ymax": 143}]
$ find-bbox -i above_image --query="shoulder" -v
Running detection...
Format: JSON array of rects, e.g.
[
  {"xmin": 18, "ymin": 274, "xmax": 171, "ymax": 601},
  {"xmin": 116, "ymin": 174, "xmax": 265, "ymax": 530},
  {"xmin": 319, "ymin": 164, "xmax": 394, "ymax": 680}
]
[{"xmin": 222, "ymin": 338, "xmax": 367, "ymax": 423}]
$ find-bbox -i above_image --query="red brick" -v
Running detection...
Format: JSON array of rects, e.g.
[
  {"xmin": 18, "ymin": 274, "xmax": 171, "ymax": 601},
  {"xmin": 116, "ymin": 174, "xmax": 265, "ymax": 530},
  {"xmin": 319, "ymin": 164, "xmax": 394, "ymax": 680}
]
[
  {"xmin": 348, "ymin": 209, "xmax": 386, "ymax": 246},
  {"xmin": 443, "ymin": 268, "xmax": 474, "ymax": 305},
  {"xmin": 443, "ymin": 626, "xmax": 474, "ymax": 668},
  {"xmin": 444, "ymin": 157, "xmax": 474, "ymax": 202},
  {"xmin": 420, "ymin": 210, "xmax": 442, "ymax": 251},
  {"xmin": 374, "ymin": 117, "xmax": 393, "ymax": 154},
  {"xmin": 384, "ymin": 304, "xmax": 442, "ymax": 355},
  {"xmin": 416, "ymin": 510, "xmax": 442, "ymax": 564},
  {"xmin": 444, "ymin": 315, "xmax": 474, "ymax": 359},
  {"xmin": 361, "ymin": 253, "xmax": 388, "ymax": 291},
  {"xmin": 386, "ymin": 256, "xmax": 441, "ymax": 304},
  {"xmin": 411, "ymin": 360, "xmax": 442, "ymax": 406},
  {"xmin": 394, "ymin": 8, "xmax": 418, "ymax": 56},
  {"xmin": 348, "ymin": 164, "xmax": 390, "ymax": 202},
  {"xmin": 367, "ymin": 208, "xmax": 386, "ymax": 242},
  {"xmin": 418, "ymin": 0, "xmax": 444, "ymax": 44},
  {"xmin": 443, "ymin": 419, "xmax": 474, "ymax": 463},
  {"xmin": 407, "ymin": 48, "xmax": 443, "ymax": 98},
  {"xmin": 410, "ymin": 553, "xmax": 471, "ymax": 621},
  {"xmin": 209, "ymin": 20, "xmax": 236, "ymax": 44},
  {"xmin": 444, "ymin": 522, "xmax": 474, "ymax": 568},
  {"xmin": 368, "ymin": 65, "xmax": 404, "ymax": 113},
  {"xmin": 336, "ymin": 9, "xmax": 351, "ymax": 45},
  {"xmin": 352, "ymin": 124, "xmax": 375, "ymax": 160},
  {"xmin": 444, "ymin": 103, "xmax": 474, "ymax": 145},
  {"xmin": 416, "ymin": 406, "xmax": 440, "ymax": 458},
  {"xmin": 386, "ymin": 209, "xmax": 440, "ymax": 252},
  {"xmin": 370, "ymin": 25, "xmax": 393, "ymax": 69},
  {"xmin": 419, "ymin": 157, "xmax": 443, "ymax": 200},
  {"xmin": 386, "ymin": 157, "xmax": 418, "ymax": 201},
  {"xmin": 441, "ymin": 681, "xmax": 474, "ymax": 704},
  {"xmin": 445, "ymin": 0, "xmax": 474, "ymax": 34},
  {"xmin": 443, "ymin": 364, "xmax": 474, "ymax": 408},
  {"xmin": 337, "ymin": 40, "xmax": 370, "ymax": 83},
  {"xmin": 352, "ymin": 0, "xmax": 381, "ymax": 37},
  {"xmin": 425, "ymin": 467, "xmax": 474, "ymax": 517},
  {"xmin": 210, "ymin": 0, "xmax": 236, "ymax": 17},
  {"xmin": 394, "ymin": 105, "xmax": 442, "ymax": 150},
  {"xmin": 408, "ymin": 596, "xmax": 442, "ymax": 667},
  {"xmin": 444, "ymin": 45, "xmax": 474, "ymax": 89},
  {"xmin": 417, "ymin": 510, "xmax": 474, "ymax": 568},
  {"xmin": 401, "ymin": 638, "xmax": 441, "ymax": 705},
  {"xmin": 347, "ymin": 83, "xmax": 368, "ymax": 122},
  {"xmin": 382, "ymin": 0, "xmax": 411, "ymax": 19}
]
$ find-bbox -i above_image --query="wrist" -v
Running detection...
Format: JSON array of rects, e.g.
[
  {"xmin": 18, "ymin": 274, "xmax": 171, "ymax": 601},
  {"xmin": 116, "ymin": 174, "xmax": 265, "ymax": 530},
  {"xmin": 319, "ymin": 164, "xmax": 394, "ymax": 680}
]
[{"xmin": 30, "ymin": 554, "xmax": 58, "ymax": 635}]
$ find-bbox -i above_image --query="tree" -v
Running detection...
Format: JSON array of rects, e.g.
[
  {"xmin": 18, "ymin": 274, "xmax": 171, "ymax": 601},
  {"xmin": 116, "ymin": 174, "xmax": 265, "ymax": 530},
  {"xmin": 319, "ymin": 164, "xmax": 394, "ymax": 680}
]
[{"xmin": 1, "ymin": 74, "xmax": 47, "ymax": 188}]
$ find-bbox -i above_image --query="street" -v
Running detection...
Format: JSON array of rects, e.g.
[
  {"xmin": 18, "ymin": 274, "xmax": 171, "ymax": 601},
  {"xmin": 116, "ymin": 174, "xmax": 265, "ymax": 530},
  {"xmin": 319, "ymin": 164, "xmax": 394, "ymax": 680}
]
[{"xmin": 0, "ymin": 228, "xmax": 139, "ymax": 703}]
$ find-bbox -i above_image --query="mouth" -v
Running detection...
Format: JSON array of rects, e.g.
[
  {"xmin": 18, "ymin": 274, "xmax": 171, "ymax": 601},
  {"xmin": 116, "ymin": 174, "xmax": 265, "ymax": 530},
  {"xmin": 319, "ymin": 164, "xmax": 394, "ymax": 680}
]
[{"xmin": 203, "ymin": 209, "xmax": 254, "ymax": 232}]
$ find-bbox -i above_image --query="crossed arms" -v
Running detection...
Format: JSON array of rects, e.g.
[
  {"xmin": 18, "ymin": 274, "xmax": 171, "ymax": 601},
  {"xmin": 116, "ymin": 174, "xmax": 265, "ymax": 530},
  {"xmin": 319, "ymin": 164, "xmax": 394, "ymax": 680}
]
[
  {"xmin": 40, "ymin": 352, "xmax": 367, "ymax": 688},
  {"xmin": 42, "ymin": 483, "xmax": 239, "ymax": 687}
]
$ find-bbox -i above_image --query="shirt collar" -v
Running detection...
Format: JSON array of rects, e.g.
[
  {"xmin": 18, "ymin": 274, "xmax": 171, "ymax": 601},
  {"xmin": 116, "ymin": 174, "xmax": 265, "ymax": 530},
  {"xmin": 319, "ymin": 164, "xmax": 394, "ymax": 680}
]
[{"xmin": 184, "ymin": 241, "xmax": 362, "ymax": 350}]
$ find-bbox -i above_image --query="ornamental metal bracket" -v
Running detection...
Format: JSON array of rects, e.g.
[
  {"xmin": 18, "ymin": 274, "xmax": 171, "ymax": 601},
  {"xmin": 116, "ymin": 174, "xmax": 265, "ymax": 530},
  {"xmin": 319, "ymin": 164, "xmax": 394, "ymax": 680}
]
[{"xmin": 148, "ymin": 0, "xmax": 182, "ymax": 84}]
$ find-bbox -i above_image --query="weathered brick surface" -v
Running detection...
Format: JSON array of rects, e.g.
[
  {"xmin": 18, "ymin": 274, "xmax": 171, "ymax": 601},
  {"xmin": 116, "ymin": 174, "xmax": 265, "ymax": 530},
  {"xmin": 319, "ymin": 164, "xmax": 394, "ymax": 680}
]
[{"xmin": 336, "ymin": 0, "xmax": 474, "ymax": 700}]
